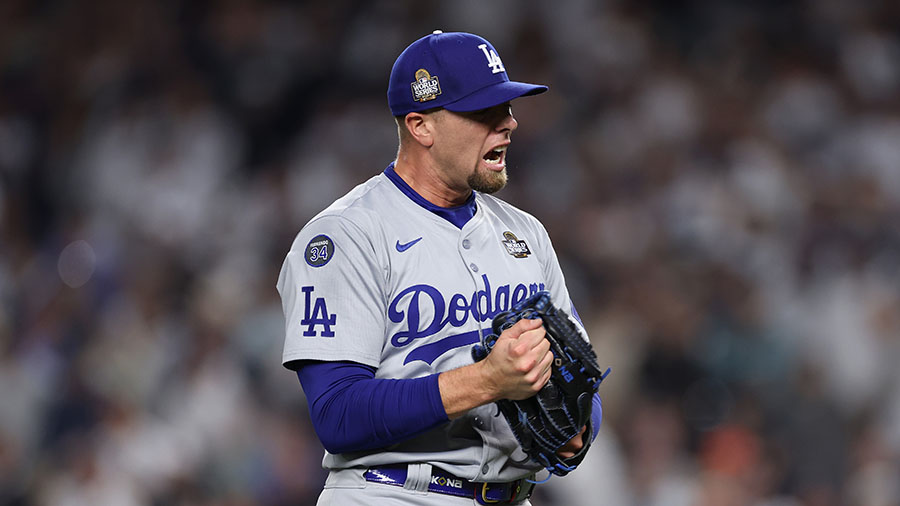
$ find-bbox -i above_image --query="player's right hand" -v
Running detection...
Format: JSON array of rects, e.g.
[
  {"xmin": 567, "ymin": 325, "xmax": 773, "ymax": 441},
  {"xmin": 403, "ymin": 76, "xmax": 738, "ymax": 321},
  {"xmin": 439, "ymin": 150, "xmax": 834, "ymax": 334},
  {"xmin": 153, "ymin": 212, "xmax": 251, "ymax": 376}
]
[{"xmin": 481, "ymin": 318, "xmax": 553, "ymax": 401}]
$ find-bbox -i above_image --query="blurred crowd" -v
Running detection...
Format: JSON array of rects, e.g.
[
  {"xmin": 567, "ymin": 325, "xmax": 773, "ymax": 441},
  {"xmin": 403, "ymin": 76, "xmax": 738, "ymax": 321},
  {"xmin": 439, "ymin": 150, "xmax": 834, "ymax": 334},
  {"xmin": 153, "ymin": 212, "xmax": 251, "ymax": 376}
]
[{"xmin": 2, "ymin": 0, "xmax": 900, "ymax": 505}]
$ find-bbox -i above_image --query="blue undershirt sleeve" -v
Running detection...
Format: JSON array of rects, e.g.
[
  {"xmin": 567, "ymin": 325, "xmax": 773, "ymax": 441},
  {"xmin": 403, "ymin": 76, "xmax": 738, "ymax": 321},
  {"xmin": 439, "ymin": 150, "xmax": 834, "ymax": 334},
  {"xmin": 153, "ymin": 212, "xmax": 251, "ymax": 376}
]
[
  {"xmin": 295, "ymin": 360, "xmax": 449, "ymax": 454},
  {"xmin": 591, "ymin": 392, "xmax": 603, "ymax": 440}
]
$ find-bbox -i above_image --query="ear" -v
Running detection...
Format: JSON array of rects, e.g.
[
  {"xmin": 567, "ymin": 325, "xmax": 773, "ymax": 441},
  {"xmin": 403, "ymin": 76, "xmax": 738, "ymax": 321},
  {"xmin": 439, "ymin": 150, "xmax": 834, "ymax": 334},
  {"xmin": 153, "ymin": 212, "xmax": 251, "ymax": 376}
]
[{"xmin": 404, "ymin": 112, "xmax": 436, "ymax": 148}]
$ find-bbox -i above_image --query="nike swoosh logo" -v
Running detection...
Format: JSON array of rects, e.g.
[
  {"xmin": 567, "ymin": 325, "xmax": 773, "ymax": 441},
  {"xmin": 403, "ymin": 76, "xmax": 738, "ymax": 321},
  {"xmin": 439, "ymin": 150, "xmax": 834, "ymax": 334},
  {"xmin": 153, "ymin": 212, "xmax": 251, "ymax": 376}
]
[{"xmin": 396, "ymin": 237, "xmax": 423, "ymax": 252}]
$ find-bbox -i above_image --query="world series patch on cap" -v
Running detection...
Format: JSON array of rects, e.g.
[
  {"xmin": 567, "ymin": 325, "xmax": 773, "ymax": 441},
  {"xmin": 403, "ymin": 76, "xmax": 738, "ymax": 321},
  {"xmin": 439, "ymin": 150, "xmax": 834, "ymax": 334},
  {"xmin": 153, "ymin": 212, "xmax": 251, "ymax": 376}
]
[{"xmin": 388, "ymin": 30, "xmax": 548, "ymax": 116}]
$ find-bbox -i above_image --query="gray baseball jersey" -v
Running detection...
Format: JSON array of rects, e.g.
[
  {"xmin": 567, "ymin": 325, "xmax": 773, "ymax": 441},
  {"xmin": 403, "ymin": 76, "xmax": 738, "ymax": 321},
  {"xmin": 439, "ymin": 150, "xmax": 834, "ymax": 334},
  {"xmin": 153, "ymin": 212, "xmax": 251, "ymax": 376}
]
[{"xmin": 277, "ymin": 164, "xmax": 585, "ymax": 483}]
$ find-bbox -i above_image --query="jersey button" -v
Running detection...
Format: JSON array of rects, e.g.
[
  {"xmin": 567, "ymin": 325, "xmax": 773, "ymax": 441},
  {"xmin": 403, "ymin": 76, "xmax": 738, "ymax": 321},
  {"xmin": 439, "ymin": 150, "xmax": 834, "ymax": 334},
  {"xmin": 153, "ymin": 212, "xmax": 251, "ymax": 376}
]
[
  {"xmin": 481, "ymin": 464, "xmax": 490, "ymax": 474},
  {"xmin": 462, "ymin": 239, "xmax": 471, "ymax": 249},
  {"xmin": 473, "ymin": 416, "xmax": 484, "ymax": 429},
  {"xmin": 469, "ymin": 263, "xmax": 478, "ymax": 272}
]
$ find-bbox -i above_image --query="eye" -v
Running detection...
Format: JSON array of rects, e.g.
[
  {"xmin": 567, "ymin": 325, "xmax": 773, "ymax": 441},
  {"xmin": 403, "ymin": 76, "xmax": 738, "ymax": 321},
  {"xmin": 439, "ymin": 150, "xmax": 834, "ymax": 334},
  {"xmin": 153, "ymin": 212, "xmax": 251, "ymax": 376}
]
[
  {"xmin": 463, "ymin": 109, "xmax": 492, "ymax": 123},
  {"xmin": 464, "ymin": 103, "xmax": 511, "ymax": 125}
]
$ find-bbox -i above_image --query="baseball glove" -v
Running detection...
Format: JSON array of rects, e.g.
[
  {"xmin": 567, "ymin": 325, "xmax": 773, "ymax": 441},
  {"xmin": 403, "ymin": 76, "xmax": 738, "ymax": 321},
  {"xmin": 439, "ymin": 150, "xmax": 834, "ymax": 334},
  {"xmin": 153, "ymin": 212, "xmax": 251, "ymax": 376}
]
[{"xmin": 471, "ymin": 291, "xmax": 610, "ymax": 477}]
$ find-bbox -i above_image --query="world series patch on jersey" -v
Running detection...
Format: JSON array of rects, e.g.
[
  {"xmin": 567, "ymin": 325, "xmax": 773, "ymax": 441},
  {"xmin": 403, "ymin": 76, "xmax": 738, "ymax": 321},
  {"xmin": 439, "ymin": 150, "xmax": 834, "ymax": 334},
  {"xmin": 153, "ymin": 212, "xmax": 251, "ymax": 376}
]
[{"xmin": 277, "ymin": 164, "xmax": 588, "ymax": 482}]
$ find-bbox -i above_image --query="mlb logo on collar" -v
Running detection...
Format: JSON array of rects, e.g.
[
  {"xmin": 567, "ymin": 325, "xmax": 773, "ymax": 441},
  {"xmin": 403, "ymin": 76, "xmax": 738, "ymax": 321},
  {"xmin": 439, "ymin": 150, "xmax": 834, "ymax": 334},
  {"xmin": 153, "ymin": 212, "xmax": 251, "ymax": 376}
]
[{"xmin": 387, "ymin": 30, "xmax": 547, "ymax": 116}]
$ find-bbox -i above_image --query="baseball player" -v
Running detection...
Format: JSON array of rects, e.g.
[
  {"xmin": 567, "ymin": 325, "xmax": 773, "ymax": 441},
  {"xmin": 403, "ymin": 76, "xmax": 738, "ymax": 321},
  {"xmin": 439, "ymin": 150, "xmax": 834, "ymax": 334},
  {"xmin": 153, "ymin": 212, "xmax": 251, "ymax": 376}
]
[{"xmin": 277, "ymin": 31, "xmax": 603, "ymax": 505}]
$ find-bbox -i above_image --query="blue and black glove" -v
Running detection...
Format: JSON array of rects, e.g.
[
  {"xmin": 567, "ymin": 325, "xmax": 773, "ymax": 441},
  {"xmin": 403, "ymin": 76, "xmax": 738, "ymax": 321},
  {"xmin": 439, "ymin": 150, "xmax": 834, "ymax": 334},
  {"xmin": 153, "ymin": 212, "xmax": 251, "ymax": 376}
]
[{"xmin": 472, "ymin": 291, "xmax": 610, "ymax": 477}]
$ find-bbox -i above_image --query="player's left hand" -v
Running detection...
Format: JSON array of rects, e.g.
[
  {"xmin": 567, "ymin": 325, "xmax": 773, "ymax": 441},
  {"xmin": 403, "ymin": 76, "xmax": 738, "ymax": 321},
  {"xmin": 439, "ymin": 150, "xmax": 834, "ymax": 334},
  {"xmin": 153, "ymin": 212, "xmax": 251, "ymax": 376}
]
[{"xmin": 555, "ymin": 425, "xmax": 587, "ymax": 459}]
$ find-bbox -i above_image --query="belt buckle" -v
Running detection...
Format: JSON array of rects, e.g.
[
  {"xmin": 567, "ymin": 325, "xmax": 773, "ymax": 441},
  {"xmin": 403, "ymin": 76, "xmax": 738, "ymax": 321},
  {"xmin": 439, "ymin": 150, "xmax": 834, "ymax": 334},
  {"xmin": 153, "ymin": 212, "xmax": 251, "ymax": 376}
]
[
  {"xmin": 476, "ymin": 479, "xmax": 532, "ymax": 505},
  {"xmin": 476, "ymin": 482, "xmax": 503, "ymax": 505}
]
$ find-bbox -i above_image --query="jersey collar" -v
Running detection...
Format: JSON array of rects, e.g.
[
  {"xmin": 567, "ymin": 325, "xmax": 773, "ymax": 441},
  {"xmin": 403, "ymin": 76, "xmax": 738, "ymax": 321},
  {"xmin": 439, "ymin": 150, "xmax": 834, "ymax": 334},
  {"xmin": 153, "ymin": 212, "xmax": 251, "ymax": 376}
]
[{"xmin": 384, "ymin": 162, "xmax": 477, "ymax": 229}]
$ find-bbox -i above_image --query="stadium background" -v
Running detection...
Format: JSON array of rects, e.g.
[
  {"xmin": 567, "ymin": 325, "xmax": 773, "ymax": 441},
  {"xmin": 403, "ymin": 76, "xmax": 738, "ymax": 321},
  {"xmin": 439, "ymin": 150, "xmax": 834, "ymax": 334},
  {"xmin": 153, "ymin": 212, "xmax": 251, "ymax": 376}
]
[{"xmin": 2, "ymin": 0, "xmax": 899, "ymax": 504}]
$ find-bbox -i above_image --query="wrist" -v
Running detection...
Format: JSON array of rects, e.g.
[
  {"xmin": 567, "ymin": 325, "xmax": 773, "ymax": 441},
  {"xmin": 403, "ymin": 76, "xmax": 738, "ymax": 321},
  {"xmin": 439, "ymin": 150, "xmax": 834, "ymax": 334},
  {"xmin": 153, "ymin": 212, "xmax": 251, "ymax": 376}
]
[
  {"xmin": 473, "ymin": 359, "xmax": 501, "ymax": 404},
  {"xmin": 439, "ymin": 361, "xmax": 499, "ymax": 419}
]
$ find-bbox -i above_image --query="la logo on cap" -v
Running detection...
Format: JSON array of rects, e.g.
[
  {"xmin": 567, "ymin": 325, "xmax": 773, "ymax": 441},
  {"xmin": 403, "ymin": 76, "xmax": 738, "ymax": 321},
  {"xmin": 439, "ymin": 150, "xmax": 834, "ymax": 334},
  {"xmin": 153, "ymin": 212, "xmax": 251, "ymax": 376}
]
[
  {"xmin": 478, "ymin": 44, "xmax": 505, "ymax": 74},
  {"xmin": 411, "ymin": 68, "xmax": 442, "ymax": 103}
]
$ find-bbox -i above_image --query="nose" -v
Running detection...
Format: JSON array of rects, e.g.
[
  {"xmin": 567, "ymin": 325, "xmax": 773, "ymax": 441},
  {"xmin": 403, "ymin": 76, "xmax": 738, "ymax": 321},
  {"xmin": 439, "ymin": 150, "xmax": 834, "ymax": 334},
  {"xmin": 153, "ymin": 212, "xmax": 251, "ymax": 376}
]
[{"xmin": 497, "ymin": 109, "xmax": 518, "ymax": 133}]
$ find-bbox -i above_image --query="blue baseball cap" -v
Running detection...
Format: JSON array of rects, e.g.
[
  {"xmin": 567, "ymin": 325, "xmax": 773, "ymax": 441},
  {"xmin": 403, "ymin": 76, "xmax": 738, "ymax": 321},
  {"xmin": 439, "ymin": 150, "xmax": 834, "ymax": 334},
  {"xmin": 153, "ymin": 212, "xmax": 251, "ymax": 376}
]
[{"xmin": 388, "ymin": 30, "xmax": 548, "ymax": 116}]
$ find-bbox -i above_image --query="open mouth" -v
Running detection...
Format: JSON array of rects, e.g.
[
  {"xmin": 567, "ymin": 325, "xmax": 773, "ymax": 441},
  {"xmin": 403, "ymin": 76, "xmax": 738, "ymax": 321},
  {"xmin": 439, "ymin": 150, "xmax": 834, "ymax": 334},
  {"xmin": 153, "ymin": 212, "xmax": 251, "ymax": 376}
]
[{"xmin": 482, "ymin": 145, "xmax": 507, "ymax": 166}]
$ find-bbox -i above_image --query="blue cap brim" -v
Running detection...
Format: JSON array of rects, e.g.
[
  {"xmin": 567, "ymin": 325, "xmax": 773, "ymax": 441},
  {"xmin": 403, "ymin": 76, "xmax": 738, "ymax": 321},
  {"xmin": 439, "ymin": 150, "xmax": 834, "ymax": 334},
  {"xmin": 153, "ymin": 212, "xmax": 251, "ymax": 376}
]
[{"xmin": 442, "ymin": 80, "xmax": 548, "ymax": 113}]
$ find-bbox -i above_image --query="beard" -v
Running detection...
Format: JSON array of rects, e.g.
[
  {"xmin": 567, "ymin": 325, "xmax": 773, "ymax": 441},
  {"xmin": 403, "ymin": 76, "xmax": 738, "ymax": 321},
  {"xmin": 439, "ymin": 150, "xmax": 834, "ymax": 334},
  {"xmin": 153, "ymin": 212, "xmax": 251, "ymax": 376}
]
[{"xmin": 468, "ymin": 166, "xmax": 508, "ymax": 194}]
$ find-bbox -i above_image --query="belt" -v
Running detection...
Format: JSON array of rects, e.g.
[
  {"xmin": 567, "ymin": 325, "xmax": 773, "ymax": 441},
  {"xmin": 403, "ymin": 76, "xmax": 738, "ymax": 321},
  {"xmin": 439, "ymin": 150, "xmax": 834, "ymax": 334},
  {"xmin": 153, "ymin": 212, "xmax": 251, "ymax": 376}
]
[{"xmin": 364, "ymin": 465, "xmax": 535, "ymax": 504}]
